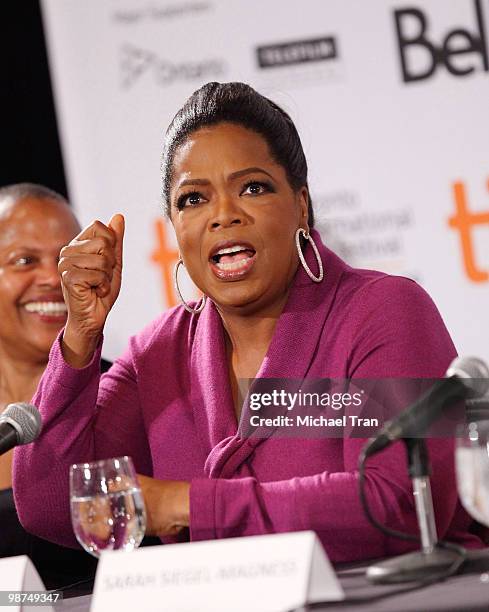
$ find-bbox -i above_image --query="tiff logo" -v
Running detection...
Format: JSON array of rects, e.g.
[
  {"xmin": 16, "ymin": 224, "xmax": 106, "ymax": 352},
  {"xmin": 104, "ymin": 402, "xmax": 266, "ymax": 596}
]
[
  {"xmin": 256, "ymin": 36, "xmax": 337, "ymax": 69},
  {"xmin": 151, "ymin": 218, "xmax": 178, "ymax": 307},
  {"xmin": 150, "ymin": 219, "xmax": 202, "ymax": 306},
  {"xmin": 448, "ymin": 179, "xmax": 489, "ymax": 282},
  {"xmin": 394, "ymin": 0, "xmax": 489, "ymax": 83}
]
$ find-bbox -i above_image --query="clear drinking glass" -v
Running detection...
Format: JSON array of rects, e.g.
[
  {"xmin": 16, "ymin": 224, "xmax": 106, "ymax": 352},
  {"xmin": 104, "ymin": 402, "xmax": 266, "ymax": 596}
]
[
  {"xmin": 70, "ymin": 456, "xmax": 146, "ymax": 558},
  {"xmin": 455, "ymin": 421, "xmax": 489, "ymax": 526}
]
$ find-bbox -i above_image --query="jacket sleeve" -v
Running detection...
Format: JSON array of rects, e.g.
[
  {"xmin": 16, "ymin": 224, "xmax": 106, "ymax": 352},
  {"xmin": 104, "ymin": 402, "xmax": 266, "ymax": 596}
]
[
  {"xmin": 13, "ymin": 332, "xmax": 152, "ymax": 547},
  {"xmin": 188, "ymin": 277, "xmax": 471, "ymax": 562}
]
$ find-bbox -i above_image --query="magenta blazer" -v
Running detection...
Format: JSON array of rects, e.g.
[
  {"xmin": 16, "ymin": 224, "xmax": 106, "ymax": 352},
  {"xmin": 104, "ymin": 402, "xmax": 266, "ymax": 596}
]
[{"xmin": 13, "ymin": 230, "xmax": 482, "ymax": 562}]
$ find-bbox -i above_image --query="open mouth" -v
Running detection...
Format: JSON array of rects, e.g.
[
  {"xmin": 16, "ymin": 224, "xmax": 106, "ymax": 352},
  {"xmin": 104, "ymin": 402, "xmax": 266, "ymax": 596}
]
[
  {"xmin": 23, "ymin": 301, "xmax": 68, "ymax": 320},
  {"xmin": 209, "ymin": 243, "xmax": 257, "ymax": 279}
]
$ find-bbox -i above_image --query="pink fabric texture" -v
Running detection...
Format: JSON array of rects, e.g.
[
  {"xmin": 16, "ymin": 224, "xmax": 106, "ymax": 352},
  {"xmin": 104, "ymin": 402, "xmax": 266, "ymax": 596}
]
[{"xmin": 13, "ymin": 231, "xmax": 482, "ymax": 562}]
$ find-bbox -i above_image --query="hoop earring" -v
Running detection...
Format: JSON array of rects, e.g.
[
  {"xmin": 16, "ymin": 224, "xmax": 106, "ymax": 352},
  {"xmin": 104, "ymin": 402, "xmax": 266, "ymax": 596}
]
[
  {"xmin": 173, "ymin": 259, "xmax": 207, "ymax": 314},
  {"xmin": 295, "ymin": 228, "xmax": 324, "ymax": 283}
]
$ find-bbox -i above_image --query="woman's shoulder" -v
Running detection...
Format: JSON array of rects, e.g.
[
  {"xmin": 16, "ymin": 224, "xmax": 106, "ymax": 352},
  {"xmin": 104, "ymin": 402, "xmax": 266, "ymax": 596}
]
[
  {"xmin": 332, "ymin": 262, "xmax": 450, "ymax": 346},
  {"xmin": 322, "ymin": 243, "xmax": 433, "ymax": 316},
  {"xmin": 326, "ymin": 246, "xmax": 438, "ymax": 321},
  {"xmin": 333, "ymin": 267, "xmax": 456, "ymax": 377},
  {"xmin": 343, "ymin": 268, "xmax": 435, "ymax": 311}
]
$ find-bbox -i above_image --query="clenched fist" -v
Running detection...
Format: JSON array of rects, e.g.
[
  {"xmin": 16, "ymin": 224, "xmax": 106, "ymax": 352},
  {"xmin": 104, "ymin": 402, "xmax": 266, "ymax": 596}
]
[{"xmin": 58, "ymin": 214, "xmax": 124, "ymax": 367}]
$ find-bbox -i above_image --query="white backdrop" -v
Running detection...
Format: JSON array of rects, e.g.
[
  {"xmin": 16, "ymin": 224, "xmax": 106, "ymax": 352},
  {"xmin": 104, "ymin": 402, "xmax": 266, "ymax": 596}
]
[{"xmin": 41, "ymin": 0, "xmax": 489, "ymax": 361}]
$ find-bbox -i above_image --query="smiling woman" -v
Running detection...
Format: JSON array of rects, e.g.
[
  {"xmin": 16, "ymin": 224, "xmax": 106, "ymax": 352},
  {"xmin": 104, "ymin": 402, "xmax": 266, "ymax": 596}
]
[
  {"xmin": 0, "ymin": 183, "xmax": 102, "ymax": 587},
  {"xmin": 13, "ymin": 84, "xmax": 484, "ymax": 563},
  {"xmin": 0, "ymin": 184, "xmax": 79, "ymax": 488}
]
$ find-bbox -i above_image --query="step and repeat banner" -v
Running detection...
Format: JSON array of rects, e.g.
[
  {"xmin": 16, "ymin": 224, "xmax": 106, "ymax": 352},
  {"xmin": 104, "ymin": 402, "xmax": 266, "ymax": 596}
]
[{"xmin": 41, "ymin": 0, "xmax": 489, "ymax": 361}]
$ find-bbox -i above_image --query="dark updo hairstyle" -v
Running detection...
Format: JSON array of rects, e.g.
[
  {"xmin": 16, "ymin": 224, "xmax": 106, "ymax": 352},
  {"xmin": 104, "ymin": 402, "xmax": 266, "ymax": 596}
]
[{"xmin": 161, "ymin": 81, "xmax": 314, "ymax": 228}]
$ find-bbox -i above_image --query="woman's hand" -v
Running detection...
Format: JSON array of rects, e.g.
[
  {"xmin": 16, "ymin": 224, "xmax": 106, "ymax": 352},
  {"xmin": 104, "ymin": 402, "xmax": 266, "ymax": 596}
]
[
  {"xmin": 58, "ymin": 214, "xmax": 124, "ymax": 367},
  {"xmin": 137, "ymin": 475, "xmax": 190, "ymax": 537}
]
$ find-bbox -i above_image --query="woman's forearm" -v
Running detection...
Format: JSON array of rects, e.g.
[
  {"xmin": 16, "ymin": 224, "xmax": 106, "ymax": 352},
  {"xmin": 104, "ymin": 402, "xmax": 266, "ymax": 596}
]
[
  {"xmin": 13, "ymin": 330, "xmax": 151, "ymax": 546},
  {"xmin": 188, "ymin": 439, "xmax": 460, "ymax": 563}
]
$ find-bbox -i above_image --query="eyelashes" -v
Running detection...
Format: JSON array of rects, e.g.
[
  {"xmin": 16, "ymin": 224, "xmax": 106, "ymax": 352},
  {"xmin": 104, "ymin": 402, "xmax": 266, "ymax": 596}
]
[
  {"xmin": 174, "ymin": 180, "xmax": 275, "ymax": 211},
  {"xmin": 242, "ymin": 180, "xmax": 274, "ymax": 196},
  {"xmin": 176, "ymin": 191, "xmax": 202, "ymax": 210}
]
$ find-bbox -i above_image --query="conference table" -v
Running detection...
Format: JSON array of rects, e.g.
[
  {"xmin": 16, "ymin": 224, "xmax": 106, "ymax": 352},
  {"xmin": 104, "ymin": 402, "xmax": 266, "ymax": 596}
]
[{"xmin": 55, "ymin": 549, "xmax": 489, "ymax": 611}]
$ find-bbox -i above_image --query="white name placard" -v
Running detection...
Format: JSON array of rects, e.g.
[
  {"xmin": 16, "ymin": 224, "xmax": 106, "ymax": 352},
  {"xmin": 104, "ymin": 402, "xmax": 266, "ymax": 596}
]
[
  {"xmin": 0, "ymin": 556, "xmax": 54, "ymax": 612},
  {"xmin": 92, "ymin": 531, "xmax": 344, "ymax": 611}
]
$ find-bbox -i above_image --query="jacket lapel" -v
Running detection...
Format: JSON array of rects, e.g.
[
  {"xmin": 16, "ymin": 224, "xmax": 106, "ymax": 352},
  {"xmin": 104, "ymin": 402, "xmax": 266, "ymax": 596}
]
[{"xmin": 189, "ymin": 300, "xmax": 236, "ymax": 454}]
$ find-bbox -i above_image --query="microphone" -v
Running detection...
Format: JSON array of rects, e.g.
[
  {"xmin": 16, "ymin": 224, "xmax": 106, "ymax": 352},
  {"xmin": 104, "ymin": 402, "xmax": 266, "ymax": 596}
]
[
  {"xmin": 0, "ymin": 403, "xmax": 42, "ymax": 456},
  {"xmin": 363, "ymin": 356, "xmax": 489, "ymax": 458}
]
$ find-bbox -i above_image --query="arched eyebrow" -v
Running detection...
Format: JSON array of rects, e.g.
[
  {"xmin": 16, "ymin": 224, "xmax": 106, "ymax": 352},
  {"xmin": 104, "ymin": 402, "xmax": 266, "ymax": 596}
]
[
  {"xmin": 176, "ymin": 167, "xmax": 275, "ymax": 189},
  {"xmin": 228, "ymin": 167, "xmax": 275, "ymax": 181},
  {"xmin": 177, "ymin": 178, "xmax": 209, "ymax": 189}
]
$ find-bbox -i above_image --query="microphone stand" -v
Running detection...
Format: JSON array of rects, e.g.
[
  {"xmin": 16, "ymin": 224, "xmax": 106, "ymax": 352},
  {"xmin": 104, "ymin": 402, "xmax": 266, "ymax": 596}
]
[{"xmin": 367, "ymin": 438, "xmax": 461, "ymax": 584}]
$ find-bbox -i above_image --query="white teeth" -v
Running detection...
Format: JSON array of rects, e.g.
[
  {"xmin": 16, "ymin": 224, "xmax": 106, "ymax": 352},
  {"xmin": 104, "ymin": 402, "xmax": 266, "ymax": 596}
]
[
  {"xmin": 24, "ymin": 302, "xmax": 68, "ymax": 315},
  {"xmin": 215, "ymin": 245, "xmax": 249, "ymax": 256},
  {"xmin": 216, "ymin": 258, "xmax": 252, "ymax": 271}
]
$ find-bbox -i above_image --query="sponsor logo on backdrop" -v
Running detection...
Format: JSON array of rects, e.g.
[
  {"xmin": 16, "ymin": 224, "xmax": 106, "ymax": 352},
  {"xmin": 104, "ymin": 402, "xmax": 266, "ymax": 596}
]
[
  {"xmin": 314, "ymin": 191, "xmax": 417, "ymax": 279},
  {"xmin": 120, "ymin": 44, "xmax": 226, "ymax": 89},
  {"xmin": 448, "ymin": 178, "xmax": 489, "ymax": 282},
  {"xmin": 255, "ymin": 35, "xmax": 343, "ymax": 88},
  {"xmin": 112, "ymin": 2, "xmax": 212, "ymax": 24},
  {"xmin": 394, "ymin": 0, "xmax": 489, "ymax": 83},
  {"xmin": 256, "ymin": 37, "xmax": 337, "ymax": 68},
  {"xmin": 314, "ymin": 189, "xmax": 420, "ymax": 280}
]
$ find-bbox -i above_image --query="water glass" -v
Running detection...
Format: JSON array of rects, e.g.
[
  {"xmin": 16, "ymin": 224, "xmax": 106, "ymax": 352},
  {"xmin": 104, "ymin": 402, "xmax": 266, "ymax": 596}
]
[
  {"xmin": 70, "ymin": 456, "xmax": 146, "ymax": 558},
  {"xmin": 455, "ymin": 421, "xmax": 489, "ymax": 526}
]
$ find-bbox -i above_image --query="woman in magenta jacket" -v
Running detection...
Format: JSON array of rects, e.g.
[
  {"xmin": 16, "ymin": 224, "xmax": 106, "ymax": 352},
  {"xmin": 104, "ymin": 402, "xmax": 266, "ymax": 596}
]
[{"xmin": 13, "ymin": 82, "xmax": 482, "ymax": 562}]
